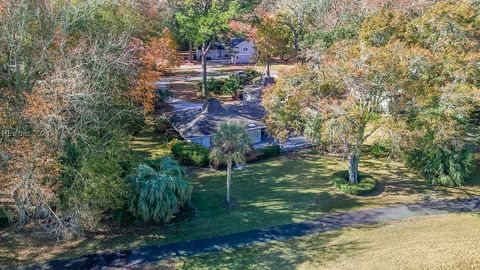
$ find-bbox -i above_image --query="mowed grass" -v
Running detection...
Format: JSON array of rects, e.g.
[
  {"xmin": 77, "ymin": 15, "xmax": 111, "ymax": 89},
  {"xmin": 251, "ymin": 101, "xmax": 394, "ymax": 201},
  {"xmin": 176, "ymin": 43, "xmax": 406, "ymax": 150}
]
[
  {"xmin": 177, "ymin": 213, "xmax": 480, "ymax": 270},
  {"xmin": 2, "ymin": 151, "xmax": 479, "ymax": 268}
]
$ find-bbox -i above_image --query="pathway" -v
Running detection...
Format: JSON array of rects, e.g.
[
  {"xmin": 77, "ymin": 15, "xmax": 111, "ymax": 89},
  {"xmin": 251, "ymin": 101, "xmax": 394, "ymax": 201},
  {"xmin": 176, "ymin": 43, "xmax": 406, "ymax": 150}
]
[{"xmin": 20, "ymin": 196, "xmax": 480, "ymax": 270}]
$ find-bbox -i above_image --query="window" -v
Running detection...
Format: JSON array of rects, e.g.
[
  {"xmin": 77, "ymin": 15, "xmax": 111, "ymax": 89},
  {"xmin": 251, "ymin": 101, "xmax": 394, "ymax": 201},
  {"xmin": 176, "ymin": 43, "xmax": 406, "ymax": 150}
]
[{"xmin": 243, "ymin": 47, "xmax": 248, "ymax": 51}]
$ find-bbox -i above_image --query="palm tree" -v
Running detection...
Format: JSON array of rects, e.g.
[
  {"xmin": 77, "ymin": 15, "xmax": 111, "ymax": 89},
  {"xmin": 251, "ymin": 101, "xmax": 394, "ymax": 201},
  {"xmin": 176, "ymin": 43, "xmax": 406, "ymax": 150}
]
[
  {"xmin": 210, "ymin": 122, "xmax": 251, "ymax": 205},
  {"xmin": 128, "ymin": 157, "xmax": 192, "ymax": 223}
]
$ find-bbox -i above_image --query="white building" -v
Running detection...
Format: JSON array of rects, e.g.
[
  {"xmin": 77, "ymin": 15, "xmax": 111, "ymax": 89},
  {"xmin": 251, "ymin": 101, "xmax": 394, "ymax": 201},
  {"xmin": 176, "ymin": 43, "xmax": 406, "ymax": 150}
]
[{"xmin": 195, "ymin": 38, "xmax": 256, "ymax": 64}]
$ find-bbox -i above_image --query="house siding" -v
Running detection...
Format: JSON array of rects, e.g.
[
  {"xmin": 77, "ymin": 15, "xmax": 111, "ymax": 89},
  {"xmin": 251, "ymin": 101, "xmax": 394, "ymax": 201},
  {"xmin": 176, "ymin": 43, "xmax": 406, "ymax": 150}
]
[
  {"xmin": 189, "ymin": 136, "xmax": 211, "ymax": 148},
  {"xmin": 232, "ymin": 41, "xmax": 255, "ymax": 64},
  {"xmin": 247, "ymin": 128, "xmax": 262, "ymax": 144}
]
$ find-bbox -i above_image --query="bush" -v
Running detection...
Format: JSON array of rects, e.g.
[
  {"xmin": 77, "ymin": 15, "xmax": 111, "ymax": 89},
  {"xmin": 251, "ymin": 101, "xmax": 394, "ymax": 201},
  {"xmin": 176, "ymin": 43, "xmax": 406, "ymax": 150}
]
[
  {"xmin": 370, "ymin": 140, "xmax": 392, "ymax": 158},
  {"xmin": 121, "ymin": 105, "xmax": 145, "ymax": 135},
  {"xmin": 171, "ymin": 142, "xmax": 209, "ymax": 167},
  {"xmin": 244, "ymin": 68, "xmax": 261, "ymax": 81},
  {"xmin": 167, "ymin": 138, "xmax": 181, "ymax": 150},
  {"xmin": 221, "ymin": 75, "xmax": 242, "ymax": 97},
  {"xmin": 259, "ymin": 145, "xmax": 281, "ymax": 159},
  {"xmin": 331, "ymin": 171, "xmax": 377, "ymax": 196},
  {"xmin": 0, "ymin": 207, "xmax": 14, "ymax": 228},
  {"xmin": 405, "ymin": 134, "xmax": 474, "ymax": 186},
  {"xmin": 128, "ymin": 157, "xmax": 192, "ymax": 223},
  {"xmin": 244, "ymin": 145, "xmax": 282, "ymax": 163}
]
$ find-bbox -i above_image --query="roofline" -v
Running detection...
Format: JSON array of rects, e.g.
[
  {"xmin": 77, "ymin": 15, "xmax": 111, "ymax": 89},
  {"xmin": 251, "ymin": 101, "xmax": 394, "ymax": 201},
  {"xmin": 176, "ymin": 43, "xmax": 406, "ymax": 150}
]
[{"xmin": 183, "ymin": 125, "xmax": 266, "ymax": 139}]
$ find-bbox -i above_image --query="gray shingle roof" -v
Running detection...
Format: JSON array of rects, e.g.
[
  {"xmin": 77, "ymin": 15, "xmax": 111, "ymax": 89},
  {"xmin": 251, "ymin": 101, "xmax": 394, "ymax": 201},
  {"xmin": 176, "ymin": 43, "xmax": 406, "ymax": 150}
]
[{"xmin": 168, "ymin": 99, "xmax": 266, "ymax": 138}]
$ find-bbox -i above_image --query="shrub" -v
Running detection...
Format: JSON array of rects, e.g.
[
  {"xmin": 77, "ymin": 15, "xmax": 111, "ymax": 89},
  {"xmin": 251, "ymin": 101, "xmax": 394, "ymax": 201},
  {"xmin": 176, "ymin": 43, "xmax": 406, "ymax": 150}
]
[
  {"xmin": 0, "ymin": 207, "xmax": 14, "ymax": 228},
  {"xmin": 259, "ymin": 145, "xmax": 281, "ymax": 159},
  {"xmin": 128, "ymin": 157, "xmax": 192, "ymax": 223},
  {"xmin": 331, "ymin": 171, "xmax": 377, "ymax": 196},
  {"xmin": 405, "ymin": 134, "xmax": 475, "ymax": 186},
  {"xmin": 121, "ymin": 105, "xmax": 145, "ymax": 135},
  {"xmin": 221, "ymin": 75, "xmax": 241, "ymax": 97},
  {"xmin": 370, "ymin": 140, "xmax": 392, "ymax": 158},
  {"xmin": 167, "ymin": 138, "xmax": 181, "ymax": 150},
  {"xmin": 171, "ymin": 142, "xmax": 209, "ymax": 167},
  {"xmin": 244, "ymin": 68, "xmax": 261, "ymax": 81}
]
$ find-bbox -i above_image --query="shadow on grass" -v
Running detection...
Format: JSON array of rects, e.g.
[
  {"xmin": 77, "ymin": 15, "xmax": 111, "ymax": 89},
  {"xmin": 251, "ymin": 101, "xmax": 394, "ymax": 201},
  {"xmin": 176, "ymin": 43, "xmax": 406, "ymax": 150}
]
[{"xmin": 179, "ymin": 230, "xmax": 358, "ymax": 270}]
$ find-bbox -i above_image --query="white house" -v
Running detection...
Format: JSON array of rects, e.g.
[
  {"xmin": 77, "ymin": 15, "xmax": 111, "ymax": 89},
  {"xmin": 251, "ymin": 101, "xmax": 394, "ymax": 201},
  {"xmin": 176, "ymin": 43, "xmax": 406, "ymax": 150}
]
[
  {"xmin": 195, "ymin": 38, "xmax": 256, "ymax": 64},
  {"xmin": 230, "ymin": 38, "xmax": 256, "ymax": 64}
]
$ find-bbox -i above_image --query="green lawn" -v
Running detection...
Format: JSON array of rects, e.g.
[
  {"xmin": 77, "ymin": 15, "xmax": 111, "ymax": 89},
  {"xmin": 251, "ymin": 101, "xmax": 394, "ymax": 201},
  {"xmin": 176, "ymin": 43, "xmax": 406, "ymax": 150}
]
[
  {"xmin": 1, "ymin": 127, "xmax": 479, "ymax": 267},
  {"xmin": 176, "ymin": 213, "xmax": 480, "ymax": 270}
]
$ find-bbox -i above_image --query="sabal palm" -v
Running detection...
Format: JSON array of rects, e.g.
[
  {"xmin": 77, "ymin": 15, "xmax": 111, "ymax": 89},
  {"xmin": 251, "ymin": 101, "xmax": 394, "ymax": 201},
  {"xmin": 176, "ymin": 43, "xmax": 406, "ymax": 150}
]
[
  {"xmin": 128, "ymin": 157, "xmax": 192, "ymax": 223},
  {"xmin": 210, "ymin": 122, "xmax": 251, "ymax": 204}
]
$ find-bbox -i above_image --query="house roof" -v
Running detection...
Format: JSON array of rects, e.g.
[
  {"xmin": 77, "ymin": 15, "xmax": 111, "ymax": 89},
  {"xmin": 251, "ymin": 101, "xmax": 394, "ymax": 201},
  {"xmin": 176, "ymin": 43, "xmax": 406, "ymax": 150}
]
[
  {"xmin": 230, "ymin": 38, "xmax": 246, "ymax": 48},
  {"xmin": 168, "ymin": 99, "xmax": 266, "ymax": 138}
]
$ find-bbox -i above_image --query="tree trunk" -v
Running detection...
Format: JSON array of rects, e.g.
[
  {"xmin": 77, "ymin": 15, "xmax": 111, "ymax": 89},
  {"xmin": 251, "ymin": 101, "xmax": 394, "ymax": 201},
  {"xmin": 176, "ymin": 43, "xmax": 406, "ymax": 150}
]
[
  {"xmin": 188, "ymin": 40, "xmax": 193, "ymax": 63},
  {"xmin": 266, "ymin": 56, "xmax": 270, "ymax": 77},
  {"xmin": 348, "ymin": 151, "xmax": 360, "ymax": 183},
  {"xmin": 293, "ymin": 32, "xmax": 300, "ymax": 55},
  {"xmin": 226, "ymin": 161, "xmax": 232, "ymax": 204},
  {"xmin": 348, "ymin": 124, "xmax": 366, "ymax": 184},
  {"xmin": 201, "ymin": 42, "xmax": 208, "ymax": 97}
]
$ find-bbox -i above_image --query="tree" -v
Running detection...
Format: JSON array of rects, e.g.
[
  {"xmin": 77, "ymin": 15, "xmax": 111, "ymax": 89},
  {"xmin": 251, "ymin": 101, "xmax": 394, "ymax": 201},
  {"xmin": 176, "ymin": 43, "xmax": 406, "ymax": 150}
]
[
  {"xmin": 128, "ymin": 157, "xmax": 192, "ymax": 223},
  {"xmin": 0, "ymin": 0, "xmax": 174, "ymax": 238},
  {"xmin": 264, "ymin": 43, "xmax": 406, "ymax": 183},
  {"xmin": 210, "ymin": 122, "xmax": 251, "ymax": 204},
  {"xmin": 275, "ymin": 0, "xmax": 329, "ymax": 55},
  {"xmin": 264, "ymin": 1, "xmax": 480, "ymax": 186},
  {"xmin": 176, "ymin": 0, "xmax": 252, "ymax": 97},
  {"xmin": 255, "ymin": 16, "xmax": 293, "ymax": 76},
  {"xmin": 130, "ymin": 28, "xmax": 181, "ymax": 112}
]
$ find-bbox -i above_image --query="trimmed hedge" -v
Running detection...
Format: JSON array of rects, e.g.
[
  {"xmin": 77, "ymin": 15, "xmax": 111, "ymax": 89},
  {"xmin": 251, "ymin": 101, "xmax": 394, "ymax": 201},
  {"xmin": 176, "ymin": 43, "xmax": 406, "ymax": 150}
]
[
  {"xmin": 171, "ymin": 142, "xmax": 209, "ymax": 167},
  {"xmin": 331, "ymin": 170, "xmax": 377, "ymax": 196}
]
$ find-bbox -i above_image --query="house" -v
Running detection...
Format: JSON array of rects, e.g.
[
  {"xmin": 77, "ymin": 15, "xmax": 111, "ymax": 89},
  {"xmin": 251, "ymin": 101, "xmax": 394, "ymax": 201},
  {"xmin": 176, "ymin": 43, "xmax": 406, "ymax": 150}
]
[
  {"xmin": 169, "ymin": 99, "xmax": 267, "ymax": 148},
  {"xmin": 195, "ymin": 38, "xmax": 256, "ymax": 64},
  {"xmin": 230, "ymin": 38, "xmax": 256, "ymax": 64},
  {"xmin": 195, "ymin": 42, "xmax": 230, "ymax": 61}
]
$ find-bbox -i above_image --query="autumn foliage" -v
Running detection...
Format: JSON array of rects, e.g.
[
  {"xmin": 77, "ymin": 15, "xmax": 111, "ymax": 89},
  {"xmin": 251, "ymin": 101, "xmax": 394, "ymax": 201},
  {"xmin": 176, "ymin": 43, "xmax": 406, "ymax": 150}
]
[{"xmin": 130, "ymin": 29, "xmax": 180, "ymax": 112}]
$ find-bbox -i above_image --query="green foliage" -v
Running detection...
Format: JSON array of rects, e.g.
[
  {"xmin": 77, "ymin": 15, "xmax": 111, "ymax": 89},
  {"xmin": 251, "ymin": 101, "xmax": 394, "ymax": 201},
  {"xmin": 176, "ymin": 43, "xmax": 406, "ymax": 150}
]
[
  {"xmin": 172, "ymin": 142, "xmax": 210, "ymax": 167},
  {"xmin": 0, "ymin": 207, "xmax": 14, "ymax": 228},
  {"xmin": 221, "ymin": 75, "xmax": 242, "ymax": 97},
  {"xmin": 405, "ymin": 133, "xmax": 475, "ymax": 187},
  {"xmin": 359, "ymin": 10, "xmax": 407, "ymax": 47},
  {"xmin": 302, "ymin": 26, "xmax": 358, "ymax": 50},
  {"xmin": 244, "ymin": 68, "xmax": 261, "ymax": 81},
  {"xmin": 121, "ymin": 104, "xmax": 146, "ymax": 135},
  {"xmin": 128, "ymin": 157, "xmax": 192, "ymax": 223},
  {"xmin": 60, "ymin": 135, "xmax": 134, "ymax": 222},
  {"xmin": 210, "ymin": 122, "xmax": 252, "ymax": 166},
  {"xmin": 405, "ymin": 2, "xmax": 479, "ymax": 53},
  {"xmin": 331, "ymin": 171, "xmax": 377, "ymax": 196},
  {"xmin": 259, "ymin": 145, "xmax": 281, "ymax": 159},
  {"xmin": 175, "ymin": 0, "xmax": 242, "ymax": 46},
  {"xmin": 167, "ymin": 138, "xmax": 182, "ymax": 151},
  {"xmin": 370, "ymin": 140, "xmax": 393, "ymax": 158}
]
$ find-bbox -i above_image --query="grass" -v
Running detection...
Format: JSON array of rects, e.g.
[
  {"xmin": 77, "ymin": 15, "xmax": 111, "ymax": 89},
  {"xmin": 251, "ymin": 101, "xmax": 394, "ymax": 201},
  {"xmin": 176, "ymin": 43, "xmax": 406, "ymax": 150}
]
[
  {"xmin": 1, "ymin": 150, "xmax": 479, "ymax": 268},
  {"xmin": 130, "ymin": 116, "xmax": 172, "ymax": 160},
  {"xmin": 177, "ymin": 213, "xmax": 480, "ymax": 270},
  {"xmin": 2, "ymin": 122, "xmax": 480, "ymax": 268}
]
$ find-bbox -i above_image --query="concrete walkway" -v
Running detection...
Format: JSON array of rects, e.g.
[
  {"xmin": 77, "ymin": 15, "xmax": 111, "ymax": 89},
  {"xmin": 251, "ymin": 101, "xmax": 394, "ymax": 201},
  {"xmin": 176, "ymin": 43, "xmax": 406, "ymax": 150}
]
[{"xmin": 20, "ymin": 196, "xmax": 480, "ymax": 270}]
